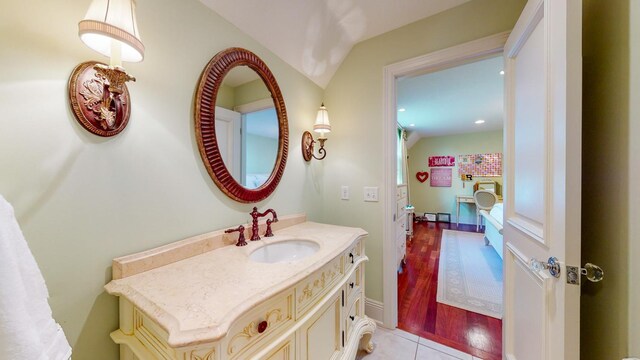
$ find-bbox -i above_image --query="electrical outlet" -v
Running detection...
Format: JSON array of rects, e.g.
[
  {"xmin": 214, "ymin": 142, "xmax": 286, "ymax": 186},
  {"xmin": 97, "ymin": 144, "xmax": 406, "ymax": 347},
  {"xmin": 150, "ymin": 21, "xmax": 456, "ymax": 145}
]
[
  {"xmin": 364, "ymin": 186, "xmax": 379, "ymax": 202},
  {"xmin": 341, "ymin": 186, "xmax": 349, "ymax": 200}
]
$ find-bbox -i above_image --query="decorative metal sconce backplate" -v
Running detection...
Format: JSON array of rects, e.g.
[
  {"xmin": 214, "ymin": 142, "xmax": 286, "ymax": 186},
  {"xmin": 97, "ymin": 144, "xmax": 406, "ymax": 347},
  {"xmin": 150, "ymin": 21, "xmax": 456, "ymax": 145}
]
[
  {"xmin": 301, "ymin": 131, "xmax": 315, "ymax": 161},
  {"xmin": 68, "ymin": 61, "xmax": 131, "ymax": 137},
  {"xmin": 301, "ymin": 131, "xmax": 327, "ymax": 161}
]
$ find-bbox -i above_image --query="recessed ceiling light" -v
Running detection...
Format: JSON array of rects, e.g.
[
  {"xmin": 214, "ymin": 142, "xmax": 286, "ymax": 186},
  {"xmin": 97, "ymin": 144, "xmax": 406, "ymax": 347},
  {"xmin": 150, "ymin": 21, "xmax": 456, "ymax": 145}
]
[
  {"xmin": 500, "ymin": 70, "xmax": 505, "ymax": 75},
  {"xmin": 475, "ymin": 119, "xmax": 485, "ymax": 124},
  {"xmin": 409, "ymin": 123, "xmax": 415, "ymax": 127},
  {"xmin": 398, "ymin": 108, "xmax": 406, "ymax": 112}
]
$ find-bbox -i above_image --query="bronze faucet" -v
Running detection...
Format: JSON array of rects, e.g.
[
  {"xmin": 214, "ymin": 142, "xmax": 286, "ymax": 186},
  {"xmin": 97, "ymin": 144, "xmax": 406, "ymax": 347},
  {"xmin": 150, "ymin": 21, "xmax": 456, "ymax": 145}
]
[
  {"xmin": 249, "ymin": 207, "xmax": 279, "ymax": 241},
  {"xmin": 225, "ymin": 225, "xmax": 247, "ymax": 246}
]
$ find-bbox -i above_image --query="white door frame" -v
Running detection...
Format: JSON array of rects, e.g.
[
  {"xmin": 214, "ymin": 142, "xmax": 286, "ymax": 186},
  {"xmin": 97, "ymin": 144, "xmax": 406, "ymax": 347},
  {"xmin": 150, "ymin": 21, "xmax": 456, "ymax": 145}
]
[{"xmin": 381, "ymin": 31, "xmax": 511, "ymax": 328}]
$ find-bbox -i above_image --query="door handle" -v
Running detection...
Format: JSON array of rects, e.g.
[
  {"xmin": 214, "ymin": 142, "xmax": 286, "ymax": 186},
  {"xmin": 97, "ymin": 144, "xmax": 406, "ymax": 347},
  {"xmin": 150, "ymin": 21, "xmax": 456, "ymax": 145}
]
[
  {"xmin": 529, "ymin": 257, "xmax": 561, "ymax": 278},
  {"xmin": 566, "ymin": 263, "xmax": 604, "ymax": 285}
]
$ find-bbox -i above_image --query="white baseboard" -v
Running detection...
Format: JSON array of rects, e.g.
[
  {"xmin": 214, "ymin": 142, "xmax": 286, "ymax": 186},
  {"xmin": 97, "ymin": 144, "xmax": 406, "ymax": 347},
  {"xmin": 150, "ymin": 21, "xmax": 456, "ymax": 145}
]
[{"xmin": 365, "ymin": 298, "xmax": 384, "ymax": 324}]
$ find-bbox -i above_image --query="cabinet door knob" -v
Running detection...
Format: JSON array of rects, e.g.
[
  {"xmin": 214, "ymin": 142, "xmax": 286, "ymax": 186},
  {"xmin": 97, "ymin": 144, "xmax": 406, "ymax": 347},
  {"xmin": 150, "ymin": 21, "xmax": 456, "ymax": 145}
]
[
  {"xmin": 349, "ymin": 315, "xmax": 355, "ymax": 321},
  {"xmin": 349, "ymin": 253, "xmax": 354, "ymax": 264},
  {"xmin": 349, "ymin": 282, "xmax": 354, "ymax": 288},
  {"xmin": 257, "ymin": 320, "xmax": 268, "ymax": 333}
]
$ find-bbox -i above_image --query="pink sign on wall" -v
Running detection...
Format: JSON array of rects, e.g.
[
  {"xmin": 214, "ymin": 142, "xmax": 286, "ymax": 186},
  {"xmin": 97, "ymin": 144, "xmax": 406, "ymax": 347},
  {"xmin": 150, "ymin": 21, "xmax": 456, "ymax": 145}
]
[
  {"xmin": 428, "ymin": 155, "xmax": 455, "ymax": 167},
  {"xmin": 430, "ymin": 168, "xmax": 452, "ymax": 187}
]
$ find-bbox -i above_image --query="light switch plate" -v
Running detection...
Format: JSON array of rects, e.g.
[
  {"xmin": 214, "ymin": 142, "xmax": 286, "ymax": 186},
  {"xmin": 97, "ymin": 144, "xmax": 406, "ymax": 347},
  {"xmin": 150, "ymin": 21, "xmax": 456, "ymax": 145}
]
[
  {"xmin": 341, "ymin": 186, "xmax": 349, "ymax": 200},
  {"xmin": 364, "ymin": 186, "xmax": 379, "ymax": 202}
]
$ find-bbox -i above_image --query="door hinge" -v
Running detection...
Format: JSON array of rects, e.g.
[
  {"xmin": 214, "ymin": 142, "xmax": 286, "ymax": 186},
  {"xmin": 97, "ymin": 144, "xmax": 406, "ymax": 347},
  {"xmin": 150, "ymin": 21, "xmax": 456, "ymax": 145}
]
[
  {"xmin": 342, "ymin": 331, "xmax": 345, "ymax": 347},
  {"xmin": 341, "ymin": 290, "xmax": 344, "ymax": 307},
  {"xmin": 566, "ymin": 263, "xmax": 604, "ymax": 285}
]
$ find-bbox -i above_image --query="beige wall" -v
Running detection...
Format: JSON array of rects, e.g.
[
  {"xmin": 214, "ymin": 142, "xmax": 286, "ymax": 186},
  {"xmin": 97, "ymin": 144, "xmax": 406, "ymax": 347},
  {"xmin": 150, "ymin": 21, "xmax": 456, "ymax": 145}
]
[
  {"xmin": 408, "ymin": 131, "xmax": 503, "ymax": 224},
  {"xmin": 322, "ymin": 0, "xmax": 525, "ymax": 303},
  {"xmin": 582, "ymin": 0, "xmax": 638, "ymax": 358},
  {"xmin": 0, "ymin": 0, "xmax": 323, "ymax": 358}
]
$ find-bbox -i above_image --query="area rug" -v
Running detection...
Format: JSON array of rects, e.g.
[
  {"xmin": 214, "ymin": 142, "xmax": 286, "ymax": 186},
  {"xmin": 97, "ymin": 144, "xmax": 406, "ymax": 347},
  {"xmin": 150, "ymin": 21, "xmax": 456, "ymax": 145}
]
[{"xmin": 436, "ymin": 229, "xmax": 503, "ymax": 319}]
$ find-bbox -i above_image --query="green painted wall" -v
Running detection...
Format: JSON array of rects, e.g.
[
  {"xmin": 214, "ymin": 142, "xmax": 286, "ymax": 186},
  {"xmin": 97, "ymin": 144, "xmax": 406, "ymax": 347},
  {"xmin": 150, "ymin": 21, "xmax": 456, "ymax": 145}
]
[
  {"xmin": 217, "ymin": 83, "xmax": 236, "ymax": 110},
  {"xmin": 323, "ymin": 0, "xmax": 526, "ymax": 303},
  {"xmin": 0, "ymin": 0, "xmax": 323, "ymax": 358},
  {"xmin": 630, "ymin": 1, "xmax": 640, "ymax": 355},
  {"xmin": 408, "ymin": 131, "xmax": 503, "ymax": 225},
  {"xmin": 235, "ymin": 79, "xmax": 271, "ymax": 107},
  {"xmin": 582, "ymin": 0, "xmax": 639, "ymax": 358},
  {"xmin": 216, "ymin": 78, "xmax": 271, "ymax": 110}
]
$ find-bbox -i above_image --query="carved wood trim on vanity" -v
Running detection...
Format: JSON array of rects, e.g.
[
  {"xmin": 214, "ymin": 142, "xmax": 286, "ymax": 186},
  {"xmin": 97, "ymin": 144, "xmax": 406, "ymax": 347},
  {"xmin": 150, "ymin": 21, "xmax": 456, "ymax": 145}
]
[
  {"xmin": 187, "ymin": 348, "xmax": 216, "ymax": 360},
  {"xmin": 296, "ymin": 257, "xmax": 341, "ymax": 313}
]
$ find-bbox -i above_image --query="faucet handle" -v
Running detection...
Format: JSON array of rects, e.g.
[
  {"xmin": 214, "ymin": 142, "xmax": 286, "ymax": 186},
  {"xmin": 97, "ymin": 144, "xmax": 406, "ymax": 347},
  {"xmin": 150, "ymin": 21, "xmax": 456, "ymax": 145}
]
[
  {"xmin": 225, "ymin": 225, "xmax": 247, "ymax": 246},
  {"xmin": 265, "ymin": 219, "xmax": 275, "ymax": 237},
  {"xmin": 264, "ymin": 209, "xmax": 278, "ymax": 237}
]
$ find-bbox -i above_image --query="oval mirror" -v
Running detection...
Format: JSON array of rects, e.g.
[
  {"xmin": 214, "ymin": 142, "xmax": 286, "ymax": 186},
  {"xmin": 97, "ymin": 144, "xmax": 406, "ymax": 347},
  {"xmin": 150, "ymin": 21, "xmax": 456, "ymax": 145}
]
[{"xmin": 195, "ymin": 48, "xmax": 288, "ymax": 203}]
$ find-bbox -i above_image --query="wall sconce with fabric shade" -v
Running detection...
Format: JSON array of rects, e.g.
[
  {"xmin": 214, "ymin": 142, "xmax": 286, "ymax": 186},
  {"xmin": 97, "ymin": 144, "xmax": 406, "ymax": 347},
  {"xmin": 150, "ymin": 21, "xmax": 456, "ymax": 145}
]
[
  {"xmin": 302, "ymin": 103, "xmax": 331, "ymax": 161},
  {"xmin": 68, "ymin": 0, "xmax": 144, "ymax": 137}
]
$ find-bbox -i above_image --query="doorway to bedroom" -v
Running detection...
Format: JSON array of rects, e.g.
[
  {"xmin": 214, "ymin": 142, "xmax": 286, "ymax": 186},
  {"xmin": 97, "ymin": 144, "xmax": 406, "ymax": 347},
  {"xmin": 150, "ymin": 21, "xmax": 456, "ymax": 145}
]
[{"xmin": 395, "ymin": 55, "xmax": 505, "ymax": 360}]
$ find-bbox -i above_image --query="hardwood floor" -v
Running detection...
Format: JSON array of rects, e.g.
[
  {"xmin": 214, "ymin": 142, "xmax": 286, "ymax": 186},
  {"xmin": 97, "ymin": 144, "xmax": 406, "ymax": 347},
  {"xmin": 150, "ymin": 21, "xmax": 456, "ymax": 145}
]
[{"xmin": 397, "ymin": 221, "xmax": 502, "ymax": 360}]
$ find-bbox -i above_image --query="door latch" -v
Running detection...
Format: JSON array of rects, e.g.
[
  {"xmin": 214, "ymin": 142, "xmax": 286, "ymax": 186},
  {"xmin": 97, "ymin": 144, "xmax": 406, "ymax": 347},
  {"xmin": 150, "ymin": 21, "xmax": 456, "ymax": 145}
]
[{"xmin": 566, "ymin": 263, "xmax": 604, "ymax": 285}]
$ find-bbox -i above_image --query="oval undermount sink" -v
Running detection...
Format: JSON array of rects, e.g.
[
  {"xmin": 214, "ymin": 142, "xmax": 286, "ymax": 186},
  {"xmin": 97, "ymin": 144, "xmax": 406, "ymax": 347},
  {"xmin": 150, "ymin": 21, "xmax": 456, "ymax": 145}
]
[{"xmin": 249, "ymin": 239, "xmax": 320, "ymax": 264}]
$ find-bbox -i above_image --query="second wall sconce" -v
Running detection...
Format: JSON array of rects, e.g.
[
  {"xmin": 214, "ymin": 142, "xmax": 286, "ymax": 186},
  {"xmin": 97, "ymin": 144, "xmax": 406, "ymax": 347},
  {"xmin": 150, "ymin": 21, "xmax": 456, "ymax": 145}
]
[
  {"xmin": 302, "ymin": 103, "xmax": 331, "ymax": 161},
  {"xmin": 68, "ymin": 0, "xmax": 145, "ymax": 137}
]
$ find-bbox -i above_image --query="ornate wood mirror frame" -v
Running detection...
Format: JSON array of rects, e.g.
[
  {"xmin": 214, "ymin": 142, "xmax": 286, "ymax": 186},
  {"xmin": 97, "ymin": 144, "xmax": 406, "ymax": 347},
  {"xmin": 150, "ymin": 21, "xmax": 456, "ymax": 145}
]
[{"xmin": 195, "ymin": 48, "xmax": 289, "ymax": 203}]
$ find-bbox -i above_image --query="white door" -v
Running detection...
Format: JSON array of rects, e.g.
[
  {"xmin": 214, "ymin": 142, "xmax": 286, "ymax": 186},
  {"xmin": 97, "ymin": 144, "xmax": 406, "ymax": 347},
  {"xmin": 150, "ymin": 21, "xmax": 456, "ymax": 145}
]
[
  {"xmin": 503, "ymin": 0, "xmax": 581, "ymax": 359},
  {"xmin": 214, "ymin": 106, "xmax": 242, "ymax": 180}
]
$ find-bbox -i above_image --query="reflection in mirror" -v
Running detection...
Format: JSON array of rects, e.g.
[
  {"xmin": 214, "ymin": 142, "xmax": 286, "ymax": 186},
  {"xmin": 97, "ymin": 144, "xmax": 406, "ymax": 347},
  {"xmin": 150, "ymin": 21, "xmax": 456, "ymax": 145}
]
[
  {"xmin": 242, "ymin": 108, "xmax": 278, "ymax": 189},
  {"xmin": 214, "ymin": 66, "xmax": 279, "ymax": 189}
]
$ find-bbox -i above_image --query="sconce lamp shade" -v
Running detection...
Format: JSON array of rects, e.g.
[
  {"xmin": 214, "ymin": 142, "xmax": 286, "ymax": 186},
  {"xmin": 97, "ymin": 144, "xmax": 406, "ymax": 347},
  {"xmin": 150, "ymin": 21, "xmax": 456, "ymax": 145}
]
[
  {"xmin": 313, "ymin": 103, "xmax": 331, "ymax": 136},
  {"xmin": 78, "ymin": 0, "xmax": 145, "ymax": 63}
]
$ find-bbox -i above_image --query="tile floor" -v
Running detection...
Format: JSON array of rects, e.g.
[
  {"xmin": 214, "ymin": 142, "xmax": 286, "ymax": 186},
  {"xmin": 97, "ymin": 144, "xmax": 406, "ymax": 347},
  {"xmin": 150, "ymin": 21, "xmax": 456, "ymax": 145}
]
[{"xmin": 356, "ymin": 326, "xmax": 482, "ymax": 360}]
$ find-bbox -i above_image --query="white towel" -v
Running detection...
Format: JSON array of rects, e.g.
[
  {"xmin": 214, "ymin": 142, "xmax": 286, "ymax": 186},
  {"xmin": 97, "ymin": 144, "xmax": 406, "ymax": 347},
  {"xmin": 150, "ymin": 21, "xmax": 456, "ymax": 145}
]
[{"xmin": 0, "ymin": 195, "xmax": 72, "ymax": 360}]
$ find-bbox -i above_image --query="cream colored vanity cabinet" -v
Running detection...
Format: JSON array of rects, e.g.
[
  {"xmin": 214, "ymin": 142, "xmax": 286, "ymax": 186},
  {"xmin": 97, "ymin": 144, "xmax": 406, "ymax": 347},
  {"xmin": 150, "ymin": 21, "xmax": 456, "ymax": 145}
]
[{"xmin": 106, "ymin": 220, "xmax": 376, "ymax": 360}]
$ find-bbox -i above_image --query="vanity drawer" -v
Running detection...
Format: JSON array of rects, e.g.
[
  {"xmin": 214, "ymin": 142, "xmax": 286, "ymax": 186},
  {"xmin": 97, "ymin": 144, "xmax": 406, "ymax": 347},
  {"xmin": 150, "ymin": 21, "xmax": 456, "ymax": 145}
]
[
  {"xmin": 223, "ymin": 289, "xmax": 294, "ymax": 360},
  {"xmin": 344, "ymin": 239, "xmax": 362, "ymax": 273},
  {"xmin": 261, "ymin": 333, "xmax": 295, "ymax": 360},
  {"xmin": 132, "ymin": 307, "xmax": 176, "ymax": 359},
  {"xmin": 295, "ymin": 255, "xmax": 343, "ymax": 317},
  {"xmin": 344, "ymin": 297, "xmax": 361, "ymax": 344},
  {"xmin": 345, "ymin": 264, "xmax": 362, "ymax": 301}
]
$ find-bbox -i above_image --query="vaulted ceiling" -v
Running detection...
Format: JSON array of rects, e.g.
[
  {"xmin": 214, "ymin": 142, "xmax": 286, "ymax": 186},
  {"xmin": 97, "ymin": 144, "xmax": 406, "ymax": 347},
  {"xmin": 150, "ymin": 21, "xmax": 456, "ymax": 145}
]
[
  {"xmin": 199, "ymin": 0, "xmax": 471, "ymax": 88},
  {"xmin": 200, "ymin": 0, "xmax": 501, "ymax": 141}
]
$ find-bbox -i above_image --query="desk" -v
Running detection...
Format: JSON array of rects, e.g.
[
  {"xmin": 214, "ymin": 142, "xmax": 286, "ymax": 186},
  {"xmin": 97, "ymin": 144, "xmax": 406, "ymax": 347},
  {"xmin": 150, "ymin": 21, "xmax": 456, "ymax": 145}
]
[
  {"xmin": 456, "ymin": 195, "xmax": 475, "ymax": 226},
  {"xmin": 456, "ymin": 194, "xmax": 502, "ymax": 226}
]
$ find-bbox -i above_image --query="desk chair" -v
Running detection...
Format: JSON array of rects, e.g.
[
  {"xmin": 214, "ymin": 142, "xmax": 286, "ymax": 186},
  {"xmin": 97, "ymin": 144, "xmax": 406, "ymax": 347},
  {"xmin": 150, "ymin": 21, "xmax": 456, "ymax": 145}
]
[{"xmin": 474, "ymin": 190, "xmax": 498, "ymax": 231}]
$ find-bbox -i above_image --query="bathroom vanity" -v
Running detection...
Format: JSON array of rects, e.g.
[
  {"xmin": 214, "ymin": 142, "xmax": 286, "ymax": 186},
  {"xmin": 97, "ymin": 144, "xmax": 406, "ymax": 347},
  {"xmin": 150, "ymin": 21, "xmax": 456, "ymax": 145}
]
[{"xmin": 105, "ymin": 215, "xmax": 376, "ymax": 359}]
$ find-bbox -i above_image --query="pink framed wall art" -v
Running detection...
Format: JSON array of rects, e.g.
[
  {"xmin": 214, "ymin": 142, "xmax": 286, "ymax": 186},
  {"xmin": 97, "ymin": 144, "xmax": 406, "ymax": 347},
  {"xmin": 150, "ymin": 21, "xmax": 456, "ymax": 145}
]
[{"xmin": 430, "ymin": 168, "xmax": 452, "ymax": 187}]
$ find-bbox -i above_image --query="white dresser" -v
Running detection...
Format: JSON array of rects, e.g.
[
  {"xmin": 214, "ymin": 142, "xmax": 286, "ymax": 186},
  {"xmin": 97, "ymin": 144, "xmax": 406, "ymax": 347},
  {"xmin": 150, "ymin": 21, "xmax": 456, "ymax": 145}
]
[{"xmin": 396, "ymin": 185, "xmax": 408, "ymax": 270}]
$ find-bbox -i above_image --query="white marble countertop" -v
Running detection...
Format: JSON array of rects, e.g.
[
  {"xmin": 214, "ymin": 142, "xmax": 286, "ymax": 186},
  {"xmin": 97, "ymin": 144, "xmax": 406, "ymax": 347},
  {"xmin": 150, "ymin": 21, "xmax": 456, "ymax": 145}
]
[{"xmin": 105, "ymin": 221, "xmax": 367, "ymax": 348}]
